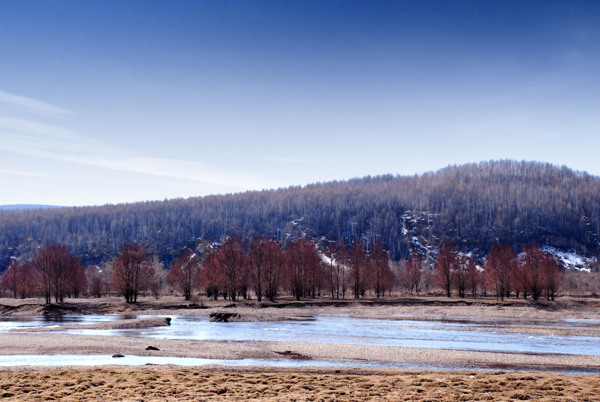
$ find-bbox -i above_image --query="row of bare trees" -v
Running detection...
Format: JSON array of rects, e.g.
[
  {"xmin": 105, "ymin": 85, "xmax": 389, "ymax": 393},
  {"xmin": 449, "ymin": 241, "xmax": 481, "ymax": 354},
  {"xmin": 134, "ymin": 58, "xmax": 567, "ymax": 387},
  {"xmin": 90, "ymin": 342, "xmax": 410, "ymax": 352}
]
[
  {"xmin": 484, "ymin": 243, "xmax": 562, "ymax": 301},
  {"xmin": 1, "ymin": 244, "xmax": 87, "ymax": 303},
  {"xmin": 435, "ymin": 244, "xmax": 479, "ymax": 298},
  {"xmin": 431, "ymin": 243, "xmax": 563, "ymax": 301},
  {"xmin": 0, "ymin": 239, "xmax": 570, "ymax": 303},
  {"xmin": 165, "ymin": 237, "xmax": 396, "ymax": 302},
  {"xmin": 0, "ymin": 243, "xmax": 164, "ymax": 304},
  {"xmin": 110, "ymin": 244, "xmax": 165, "ymax": 303}
]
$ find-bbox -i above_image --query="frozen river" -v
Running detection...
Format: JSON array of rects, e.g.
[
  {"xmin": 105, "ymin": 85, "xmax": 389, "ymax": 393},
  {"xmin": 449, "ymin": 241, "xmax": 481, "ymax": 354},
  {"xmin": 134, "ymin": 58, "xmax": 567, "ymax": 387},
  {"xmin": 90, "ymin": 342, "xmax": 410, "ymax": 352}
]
[{"xmin": 2, "ymin": 314, "xmax": 599, "ymax": 356}]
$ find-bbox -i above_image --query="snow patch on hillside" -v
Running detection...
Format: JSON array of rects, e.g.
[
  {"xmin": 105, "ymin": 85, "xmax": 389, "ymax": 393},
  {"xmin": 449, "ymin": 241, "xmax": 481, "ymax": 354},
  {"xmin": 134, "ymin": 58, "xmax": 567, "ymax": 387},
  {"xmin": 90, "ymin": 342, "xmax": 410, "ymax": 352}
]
[{"xmin": 542, "ymin": 247, "xmax": 594, "ymax": 272}]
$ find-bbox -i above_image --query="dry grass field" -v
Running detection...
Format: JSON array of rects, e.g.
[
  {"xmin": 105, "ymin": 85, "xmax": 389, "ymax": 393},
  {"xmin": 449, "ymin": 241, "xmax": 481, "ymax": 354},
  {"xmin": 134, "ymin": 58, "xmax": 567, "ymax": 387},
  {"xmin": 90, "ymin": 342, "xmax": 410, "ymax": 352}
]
[{"xmin": 1, "ymin": 367, "xmax": 600, "ymax": 401}]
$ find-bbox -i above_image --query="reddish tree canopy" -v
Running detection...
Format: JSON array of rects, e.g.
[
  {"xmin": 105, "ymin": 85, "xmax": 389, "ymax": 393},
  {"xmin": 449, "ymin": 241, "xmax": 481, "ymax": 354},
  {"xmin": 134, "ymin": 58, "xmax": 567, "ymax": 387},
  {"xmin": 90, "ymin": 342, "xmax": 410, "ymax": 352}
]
[
  {"xmin": 167, "ymin": 249, "xmax": 199, "ymax": 301},
  {"xmin": 406, "ymin": 250, "xmax": 423, "ymax": 294},
  {"xmin": 33, "ymin": 244, "xmax": 76, "ymax": 304},
  {"xmin": 217, "ymin": 237, "xmax": 248, "ymax": 301},
  {"xmin": 285, "ymin": 239, "xmax": 322, "ymax": 301},
  {"xmin": 111, "ymin": 243, "xmax": 152, "ymax": 303},
  {"xmin": 436, "ymin": 244, "xmax": 456, "ymax": 298},
  {"xmin": 485, "ymin": 244, "xmax": 516, "ymax": 301}
]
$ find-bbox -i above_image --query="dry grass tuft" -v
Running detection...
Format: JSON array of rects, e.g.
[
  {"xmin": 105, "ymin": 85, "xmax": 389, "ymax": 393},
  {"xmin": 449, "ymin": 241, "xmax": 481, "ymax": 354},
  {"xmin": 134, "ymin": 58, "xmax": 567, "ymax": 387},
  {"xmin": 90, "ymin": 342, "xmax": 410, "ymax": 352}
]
[{"xmin": 0, "ymin": 367, "xmax": 599, "ymax": 401}]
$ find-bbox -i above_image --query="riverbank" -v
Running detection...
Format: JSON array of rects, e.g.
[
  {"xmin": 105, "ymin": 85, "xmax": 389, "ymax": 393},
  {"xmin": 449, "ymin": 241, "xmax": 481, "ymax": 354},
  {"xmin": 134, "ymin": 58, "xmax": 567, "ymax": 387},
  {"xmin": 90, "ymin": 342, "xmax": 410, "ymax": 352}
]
[
  {"xmin": 2, "ymin": 331, "xmax": 600, "ymax": 372},
  {"xmin": 2, "ymin": 296, "xmax": 600, "ymax": 370},
  {"xmin": 2, "ymin": 295, "xmax": 599, "ymax": 399},
  {"xmin": 1, "ymin": 366, "xmax": 599, "ymax": 401},
  {"xmin": 2, "ymin": 294, "xmax": 599, "ymax": 321}
]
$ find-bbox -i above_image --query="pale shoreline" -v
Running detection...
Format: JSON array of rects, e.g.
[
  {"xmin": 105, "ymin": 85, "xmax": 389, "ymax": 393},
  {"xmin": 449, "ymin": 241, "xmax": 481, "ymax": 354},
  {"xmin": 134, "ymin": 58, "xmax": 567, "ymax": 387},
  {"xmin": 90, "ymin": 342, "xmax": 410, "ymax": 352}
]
[{"xmin": 1, "ymin": 332, "xmax": 599, "ymax": 373}]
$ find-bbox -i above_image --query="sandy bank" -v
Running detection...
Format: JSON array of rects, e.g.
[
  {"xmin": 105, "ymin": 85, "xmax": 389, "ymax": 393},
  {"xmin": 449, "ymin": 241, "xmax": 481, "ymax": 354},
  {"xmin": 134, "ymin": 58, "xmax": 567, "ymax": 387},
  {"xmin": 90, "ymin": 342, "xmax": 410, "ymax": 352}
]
[
  {"xmin": 18, "ymin": 317, "xmax": 172, "ymax": 332},
  {"xmin": 1, "ymin": 332, "xmax": 599, "ymax": 373}
]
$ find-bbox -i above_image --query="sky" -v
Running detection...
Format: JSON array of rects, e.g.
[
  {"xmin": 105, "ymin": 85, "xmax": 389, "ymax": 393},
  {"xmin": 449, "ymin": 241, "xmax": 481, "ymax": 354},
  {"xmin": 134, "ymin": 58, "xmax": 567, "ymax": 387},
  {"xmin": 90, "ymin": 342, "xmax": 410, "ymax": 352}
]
[{"xmin": 1, "ymin": 0, "xmax": 600, "ymax": 206}]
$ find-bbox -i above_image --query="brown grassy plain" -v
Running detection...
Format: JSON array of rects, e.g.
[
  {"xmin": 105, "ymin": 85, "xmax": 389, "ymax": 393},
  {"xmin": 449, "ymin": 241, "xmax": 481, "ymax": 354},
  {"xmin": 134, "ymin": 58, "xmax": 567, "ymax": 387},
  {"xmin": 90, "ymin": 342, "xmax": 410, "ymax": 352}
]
[{"xmin": 1, "ymin": 366, "xmax": 600, "ymax": 401}]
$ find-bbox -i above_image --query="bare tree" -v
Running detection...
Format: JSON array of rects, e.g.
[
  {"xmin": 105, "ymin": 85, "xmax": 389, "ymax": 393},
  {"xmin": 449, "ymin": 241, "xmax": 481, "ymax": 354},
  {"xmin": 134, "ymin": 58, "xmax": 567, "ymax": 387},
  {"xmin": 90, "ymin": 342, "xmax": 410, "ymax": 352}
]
[
  {"xmin": 250, "ymin": 237, "xmax": 283, "ymax": 302},
  {"xmin": 485, "ymin": 244, "xmax": 516, "ymax": 301},
  {"xmin": 262, "ymin": 239, "xmax": 284, "ymax": 301},
  {"xmin": 371, "ymin": 242, "xmax": 390, "ymax": 298},
  {"xmin": 67, "ymin": 258, "xmax": 87, "ymax": 298},
  {"xmin": 111, "ymin": 243, "xmax": 152, "ymax": 303},
  {"xmin": 324, "ymin": 240, "xmax": 348, "ymax": 299},
  {"xmin": 167, "ymin": 249, "xmax": 199, "ymax": 300},
  {"xmin": 406, "ymin": 250, "xmax": 423, "ymax": 294},
  {"xmin": 87, "ymin": 266, "xmax": 106, "ymax": 298},
  {"xmin": 466, "ymin": 258, "xmax": 481, "ymax": 297},
  {"xmin": 436, "ymin": 243, "xmax": 455, "ymax": 297},
  {"xmin": 455, "ymin": 253, "xmax": 475, "ymax": 298},
  {"xmin": 249, "ymin": 238, "xmax": 268, "ymax": 302},
  {"xmin": 33, "ymin": 244, "xmax": 73, "ymax": 303},
  {"xmin": 201, "ymin": 251, "xmax": 223, "ymax": 300},
  {"xmin": 285, "ymin": 239, "xmax": 321, "ymax": 301},
  {"xmin": 521, "ymin": 244, "xmax": 545, "ymax": 301},
  {"xmin": 217, "ymin": 237, "xmax": 248, "ymax": 301},
  {"xmin": 349, "ymin": 240, "xmax": 368, "ymax": 299},
  {"xmin": 147, "ymin": 257, "xmax": 166, "ymax": 299},
  {"xmin": 542, "ymin": 253, "xmax": 562, "ymax": 301}
]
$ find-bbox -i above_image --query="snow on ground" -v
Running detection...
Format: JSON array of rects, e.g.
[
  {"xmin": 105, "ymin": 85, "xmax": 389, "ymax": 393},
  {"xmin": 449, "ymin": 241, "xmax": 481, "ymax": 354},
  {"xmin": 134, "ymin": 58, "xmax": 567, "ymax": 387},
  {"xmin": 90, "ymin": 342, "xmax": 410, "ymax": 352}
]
[
  {"xmin": 542, "ymin": 247, "xmax": 594, "ymax": 272},
  {"xmin": 320, "ymin": 253, "xmax": 333, "ymax": 266}
]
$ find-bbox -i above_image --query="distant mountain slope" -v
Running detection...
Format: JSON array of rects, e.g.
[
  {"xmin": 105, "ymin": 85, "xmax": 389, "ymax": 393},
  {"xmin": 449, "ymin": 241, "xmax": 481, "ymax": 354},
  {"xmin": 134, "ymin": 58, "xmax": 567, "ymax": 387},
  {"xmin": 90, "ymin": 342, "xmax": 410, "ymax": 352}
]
[
  {"xmin": 1, "ymin": 160, "xmax": 599, "ymax": 270},
  {"xmin": 0, "ymin": 204, "xmax": 60, "ymax": 211}
]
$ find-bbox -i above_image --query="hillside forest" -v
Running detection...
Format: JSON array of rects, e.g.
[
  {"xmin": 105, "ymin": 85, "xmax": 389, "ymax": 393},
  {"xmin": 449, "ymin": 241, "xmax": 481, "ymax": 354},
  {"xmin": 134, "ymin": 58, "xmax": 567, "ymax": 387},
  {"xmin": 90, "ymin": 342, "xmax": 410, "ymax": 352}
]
[
  {"xmin": 1, "ymin": 160, "xmax": 599, "ymax": 302},
  {"xmin": 1, "ymin": 160, "xmax": 599, "ymax": 271}
]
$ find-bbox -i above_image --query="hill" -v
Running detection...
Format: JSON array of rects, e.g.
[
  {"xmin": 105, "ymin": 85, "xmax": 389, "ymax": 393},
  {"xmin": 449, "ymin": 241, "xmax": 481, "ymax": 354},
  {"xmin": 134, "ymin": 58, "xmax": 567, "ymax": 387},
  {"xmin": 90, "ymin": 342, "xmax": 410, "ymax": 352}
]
[
  {"xmin": 0, "ymin": 205, "xmax": 60, "ymax": 211},
  {"xmin": 1, "ymin": 160, "xmax": 599, "ymax": 270}
]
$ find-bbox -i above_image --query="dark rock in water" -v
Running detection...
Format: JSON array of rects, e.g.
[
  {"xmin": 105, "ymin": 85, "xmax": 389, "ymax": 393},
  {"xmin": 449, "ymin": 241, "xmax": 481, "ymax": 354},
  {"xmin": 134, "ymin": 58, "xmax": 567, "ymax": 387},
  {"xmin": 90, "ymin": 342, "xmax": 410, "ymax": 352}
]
[
  {"xmin": 164, "ymin": 317, "xmax": 171, "ymax": 325},
  {"xmin": 209, "ymin": 312, "xmax": 240, "ymax": 322},
  {"xmin": 146, "ymin": 346, "xmax": 160, "ymax": 351},
  {"xmin": 112, "ymin": 354, "xmax": 125, "ymax": 358},
  {"xmin": 275, "ymin": 350, "xmax": 311, "ymax": 360}
]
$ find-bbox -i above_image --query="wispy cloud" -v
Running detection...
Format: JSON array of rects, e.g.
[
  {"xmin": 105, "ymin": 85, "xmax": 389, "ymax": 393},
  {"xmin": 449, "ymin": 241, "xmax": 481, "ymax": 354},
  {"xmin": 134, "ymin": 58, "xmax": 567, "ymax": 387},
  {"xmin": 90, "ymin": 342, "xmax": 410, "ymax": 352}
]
[
  {"xmin": 0, "ymin": 169, "xmax": 48, "ymax": 177},
  {"xmin": 0, "ymin": 89, "xmax": 72, "ymax": 116},
  {"xmin": 0, "ymin": 92, "xmax": 283, "ymax": 193},
  {"xmin": 0, "ymin": 117, "xmax": 73, "ymax": 139},
  {"xmin": 0, "ymin": 117, "xmax": 284, "ymax": 192}
]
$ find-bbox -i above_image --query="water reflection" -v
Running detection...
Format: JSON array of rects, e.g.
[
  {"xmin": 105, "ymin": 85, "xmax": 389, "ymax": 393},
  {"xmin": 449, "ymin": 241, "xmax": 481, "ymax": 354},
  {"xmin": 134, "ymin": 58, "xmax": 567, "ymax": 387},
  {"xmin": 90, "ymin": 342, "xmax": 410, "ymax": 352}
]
[{"xmin": 0, "ymin": 314, "xmax": 141, "ymax": 330}]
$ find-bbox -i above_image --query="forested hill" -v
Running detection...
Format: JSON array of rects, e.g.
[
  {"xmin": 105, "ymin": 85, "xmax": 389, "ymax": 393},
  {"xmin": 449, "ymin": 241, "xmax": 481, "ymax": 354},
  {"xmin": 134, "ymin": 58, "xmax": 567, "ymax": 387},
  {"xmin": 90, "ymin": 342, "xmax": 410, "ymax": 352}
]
[{"xmin": 1, "ymin": 160, "xmax": 599, "ymax": 270}]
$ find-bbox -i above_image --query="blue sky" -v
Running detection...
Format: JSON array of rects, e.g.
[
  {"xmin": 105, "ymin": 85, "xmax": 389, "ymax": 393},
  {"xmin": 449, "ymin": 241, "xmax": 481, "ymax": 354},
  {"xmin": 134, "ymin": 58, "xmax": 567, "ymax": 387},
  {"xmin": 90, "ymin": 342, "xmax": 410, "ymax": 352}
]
[{"xmin": 1, "ymin": 0, "xmax": 599, "ymax": 206}]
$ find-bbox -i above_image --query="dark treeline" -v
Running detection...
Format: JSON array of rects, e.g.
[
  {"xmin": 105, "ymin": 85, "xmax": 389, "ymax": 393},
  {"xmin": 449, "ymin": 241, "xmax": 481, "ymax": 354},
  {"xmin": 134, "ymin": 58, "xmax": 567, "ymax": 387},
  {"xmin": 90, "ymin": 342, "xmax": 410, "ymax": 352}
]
[{"xmin": 1, "ymin": 160, "xmax": 600, "ymax": 271}]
